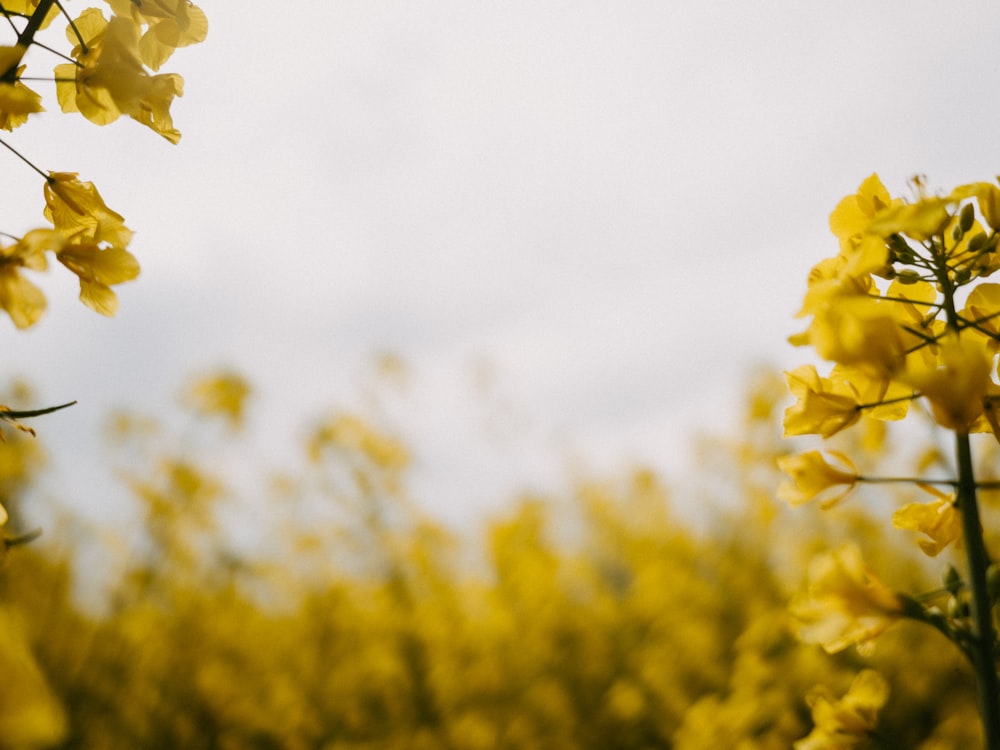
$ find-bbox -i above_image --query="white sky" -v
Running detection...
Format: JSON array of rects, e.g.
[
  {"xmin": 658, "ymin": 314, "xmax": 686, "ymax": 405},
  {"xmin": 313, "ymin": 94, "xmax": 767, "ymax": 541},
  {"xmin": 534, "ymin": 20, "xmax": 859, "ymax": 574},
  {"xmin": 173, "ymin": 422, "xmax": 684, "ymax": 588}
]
[{"xmin": 6, "ymin": 1, "xmax": 1000, "ymax": 528}]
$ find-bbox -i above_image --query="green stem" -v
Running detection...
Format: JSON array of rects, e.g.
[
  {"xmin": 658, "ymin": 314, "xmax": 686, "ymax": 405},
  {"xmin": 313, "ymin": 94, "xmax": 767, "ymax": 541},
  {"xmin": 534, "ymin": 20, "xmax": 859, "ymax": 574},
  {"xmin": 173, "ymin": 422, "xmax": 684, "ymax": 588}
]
[
  {"xmin": 933, "ymin": 235, "xmax": 1000, "ymax": 749},
  {"xmin": 15, "ymin": 0, "xmax": 54, "ymax": 47},
  {"xmin": 955, "ymin": 431, "xmax": 1000, "ymax": 749},
  {"xmin": 855, "ymin": 475, "xmax": 956, "ymax": 487},
  {"xmin": 0, "ymin": 138, "xmax": 50, "ymax": 181}
]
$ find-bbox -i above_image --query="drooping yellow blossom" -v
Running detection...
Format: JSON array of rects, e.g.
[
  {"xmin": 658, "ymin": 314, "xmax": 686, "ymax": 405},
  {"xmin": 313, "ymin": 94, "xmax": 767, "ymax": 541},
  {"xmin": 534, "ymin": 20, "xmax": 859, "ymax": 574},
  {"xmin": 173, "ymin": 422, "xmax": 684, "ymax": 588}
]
[
  {"xmin": 0, "ymin": 74, "xmax": 43, "ymax": 131},
  {"xmin": 55, "ymin": 11, "xmax": 185, "ymax": 142},
  {"xmin": 43, "ymin": 172, "xmax": 133, "ymax": 249},
  {"xmin": 892, "ymin": 485, "xmax": 960, "ymax": 557},
  {"xmin": 55, "ymin": 242, "xmax": 140, "ymax": 316},
  {"xmin": 791, "ymin": 543, "xmax": 904, "ymax": 654},
  {"xmin": 0, "ymin": 248, "xmax": 46, "ymax": 330},
  {"xmin": 783, "ymin": 365, "xmax": 862, "ymax": 438},
  {"xmin": 107, "ymin": 0, "xmax": 208, "ymax": 71},
  {"xmin": 900, "ymin": 332, "xmax": 993, "ymax": 432},
  {"xmin": 39, "ymin": 173, "xmax": 139, "ymax": 315},
  {"xmin": 794, "ymin": 670, "xmax": 889, "ymax": 750},
  {"xmin": 961, "ymin": 283, "xmax": 1000, "ymax": 353},
  {"xmin": 183, "ymin": 372, "xmax": 252, "ymax": 429},
  {"xmin": 0, "ymin": 46, "xmax": 43, "ymax": 132},
  {"xmin": 776, "ymin": 450, "xmax": 858, "ymax": 508},
  {"xmin": 0, "ymin": 230, "xmax": 61, "ymax": 329},
  {"xmin": 783, "ymin": 364, "xmax": 910, "ymax": 439}
]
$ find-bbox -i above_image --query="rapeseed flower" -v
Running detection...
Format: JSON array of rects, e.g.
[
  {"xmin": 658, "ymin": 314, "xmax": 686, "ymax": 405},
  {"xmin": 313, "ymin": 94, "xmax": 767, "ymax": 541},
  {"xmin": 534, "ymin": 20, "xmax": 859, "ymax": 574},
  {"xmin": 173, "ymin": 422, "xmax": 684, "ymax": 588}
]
[
  {"xmin": 792, "ymin": 544, "xmax": 904, "ymax": 654},
  {"xmin": 795, "ymin": 670, "xmax": 889, "ymax": 750},
  {"xmin": 777, "ymin": 451, "xmax": 858, "ymax": 508}
]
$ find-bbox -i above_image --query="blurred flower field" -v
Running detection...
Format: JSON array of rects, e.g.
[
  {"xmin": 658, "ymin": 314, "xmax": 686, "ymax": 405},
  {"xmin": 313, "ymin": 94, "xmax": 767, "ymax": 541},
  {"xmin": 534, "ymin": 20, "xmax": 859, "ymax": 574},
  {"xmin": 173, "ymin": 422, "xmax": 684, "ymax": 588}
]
[{"xmin": 0, "ymin": 371, "xmax": 984, "ymax": 749}]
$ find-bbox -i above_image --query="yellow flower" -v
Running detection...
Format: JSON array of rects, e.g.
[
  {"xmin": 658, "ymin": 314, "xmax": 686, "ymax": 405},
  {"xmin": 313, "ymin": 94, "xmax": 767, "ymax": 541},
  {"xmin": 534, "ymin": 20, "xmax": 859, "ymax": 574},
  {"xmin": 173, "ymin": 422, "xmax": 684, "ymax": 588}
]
[
  {"xmin": 900, "ymin": 332, "xmax": 993, "ymax": 432},
  {"xmin": 892, "ymin": 485, "xmax": 960, "ymax": 557},
  {"xmin": 308, "ymin": 414, "xmax": 410, "ymax": 473},
  {"xmin": 0, "ymin": 1, "xmax": 58, "ymax": 29},
  {"xmin": 0, "ymin": 46, "xmax": 43, "ymax": 132},
  {"xmin": 961, "ymin": 283, "xmax": 1000, "ymax": 353},
  {"xmin": 826, "ymin": 174, "xmax": 896, "ymax": 281},
  {"xmin": 784, "ymin": 363, "xmax": 911, "ymax": 440},
  {"xmin": 866, "ymin": 197, "xmax": 953, "ymax": 242},
  {"xmin": 107, "ymin": 0, "xmax": 208, "ymax": 71},
  {"xmin": 828, "ymin": 173, "xmax": 894, "ymax": 252},
  {"xmin": 802, "ymin": 296, "xmax": 906, "ymax": 375},
  {"xmin": 44, "ymin": 172, "xmax": 133, "ymax": 250},
  {"xmin": 55, "ymin": 242, "xmax": 140, "ymax": 317},
  {"xmin": 783, "ymin": 365, "xmax": 862, "ymax": 438},
  {"xmin": 791, "ymin": 543, "xmax": 904, "ymax": 654},
  {"xmin": 0, "ymin": 230, "xmax": 60, "ymax": 329},
  {"xmin": 777, "ymin": 450, "xmax": 858, "ymax": 508},
  {"xmin": 794, "ymin": 670, "xmax": 889, "ymax": 750},
  {"xmin": 55, "ymin": 11, "xmax": 185, "ymax": 142},
  {"xmin": 183, "ymin": 372, "xmax": 252, "ymax": 429},
  {"xmin": 795, "ymin": 255, "xmax": 873, "ymax": 322}
]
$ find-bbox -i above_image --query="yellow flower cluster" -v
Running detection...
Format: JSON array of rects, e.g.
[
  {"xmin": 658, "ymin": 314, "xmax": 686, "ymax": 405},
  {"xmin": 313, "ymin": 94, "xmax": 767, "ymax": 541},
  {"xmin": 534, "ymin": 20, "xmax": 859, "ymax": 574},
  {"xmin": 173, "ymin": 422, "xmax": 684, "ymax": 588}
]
[
  {"xmin": 0, "ymin": 0, "xmax": 206, "ymax": 328},
  {"xmin": 781, "ymin": 175, "xmax": 1000, "ymax": 553},
  {"xmin": 782, "ymin": 175, "xmax": 1000, "ymax": 744},
  {"xmin": 788, "ymin": 175, "xmax": 1000, "ymax": 440}
]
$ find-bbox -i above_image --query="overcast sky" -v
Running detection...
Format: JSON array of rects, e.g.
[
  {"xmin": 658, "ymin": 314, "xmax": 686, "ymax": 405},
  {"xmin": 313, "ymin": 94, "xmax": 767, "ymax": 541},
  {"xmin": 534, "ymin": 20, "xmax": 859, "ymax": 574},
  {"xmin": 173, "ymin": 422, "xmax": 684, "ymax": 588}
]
[{"xmin": 6, "ymin": 2, "xmax": 1000, "ymax": 528}]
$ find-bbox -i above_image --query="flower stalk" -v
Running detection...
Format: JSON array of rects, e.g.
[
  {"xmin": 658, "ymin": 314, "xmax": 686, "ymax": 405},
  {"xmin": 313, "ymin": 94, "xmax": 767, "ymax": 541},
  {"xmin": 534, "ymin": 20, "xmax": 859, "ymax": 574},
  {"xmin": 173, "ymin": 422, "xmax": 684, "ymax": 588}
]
[
  {"xmin": 956, "ymin": 431, "xmax": 1000, "ymax": 748},
  {"xmin": 782, "ymin": 174, "xmax": 1000, "ymax": 748}
]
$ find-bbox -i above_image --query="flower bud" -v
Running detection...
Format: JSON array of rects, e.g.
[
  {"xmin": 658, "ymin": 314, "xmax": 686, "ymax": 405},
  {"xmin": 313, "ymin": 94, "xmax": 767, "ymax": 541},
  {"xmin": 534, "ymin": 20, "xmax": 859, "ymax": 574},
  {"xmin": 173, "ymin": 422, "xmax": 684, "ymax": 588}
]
[
  {"xmin": 943, "ymin": 563, "xmax": 963, "ymax": 595},
  {"xmin": 968, "ymin": 232, "xmax": 988, "ymax": 253},
  {"xmin": 960, "ymin": 201, "xmax": 976, "ymax": 232},
  {"xmin": 888, "ymin": 234, "xmax": 915, "ymax": 263},
  {"xmin": 895, "ymin": 269, "xmax": 922, "ymax": 284}
]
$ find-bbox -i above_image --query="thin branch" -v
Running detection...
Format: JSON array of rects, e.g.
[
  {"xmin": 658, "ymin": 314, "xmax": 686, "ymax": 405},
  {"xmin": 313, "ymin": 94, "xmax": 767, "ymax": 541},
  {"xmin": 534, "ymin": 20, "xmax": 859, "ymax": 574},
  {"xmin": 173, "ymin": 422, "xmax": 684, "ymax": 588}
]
[
  {"xmin": 0, "ymin": 400, "xmax": 76, "ymax": 419},
  {"xmin": 0, "ymin": 138, "xmax": 49, "ymax": 181}
]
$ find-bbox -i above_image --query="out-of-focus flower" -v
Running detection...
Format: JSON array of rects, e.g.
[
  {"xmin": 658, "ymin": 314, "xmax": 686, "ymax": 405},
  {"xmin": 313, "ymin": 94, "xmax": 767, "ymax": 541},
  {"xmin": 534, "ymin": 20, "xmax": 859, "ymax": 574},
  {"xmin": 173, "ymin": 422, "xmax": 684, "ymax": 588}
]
[
  {"xmin": 107, "ymin": 0, "xmax": 208, "ymax": 71},
  {"xmin": 792, "ymin": 543, "xmax": 904, "ymax": 654},
  {"xmin": 55, "ymin": 10, "xmax": 185, "ymax": 142},
  {"xmin": 183, "ymin": 372, "xmax": 252, "ymax": 429},
  {"xmin": 892, "ymin": 485, "xmax": 961, "ymax": 557},
  {"xmin": 0, "ymin": 45, "xmax": 43, "ymax": 131},
  {"xmin": 0, "ymin": 230, "xmax": 54, "ymax": 328},
  {"xmin": 783, "ymin": 366, "xmax": 862, "ymax": 438},
  {"xmin": 44, "ymin": 172, "xmax": 132, "ymax": 249},
  {"xmin": 777, "ymin": 451, "xmax": 858, "ymax": 508},
  {"xmin": 901, "ymin": 332, "xmax": 993, "ymax": 433},
  {"xmin": 794, "ymin": 670, "xmax": 889, "ymax": 750}
]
